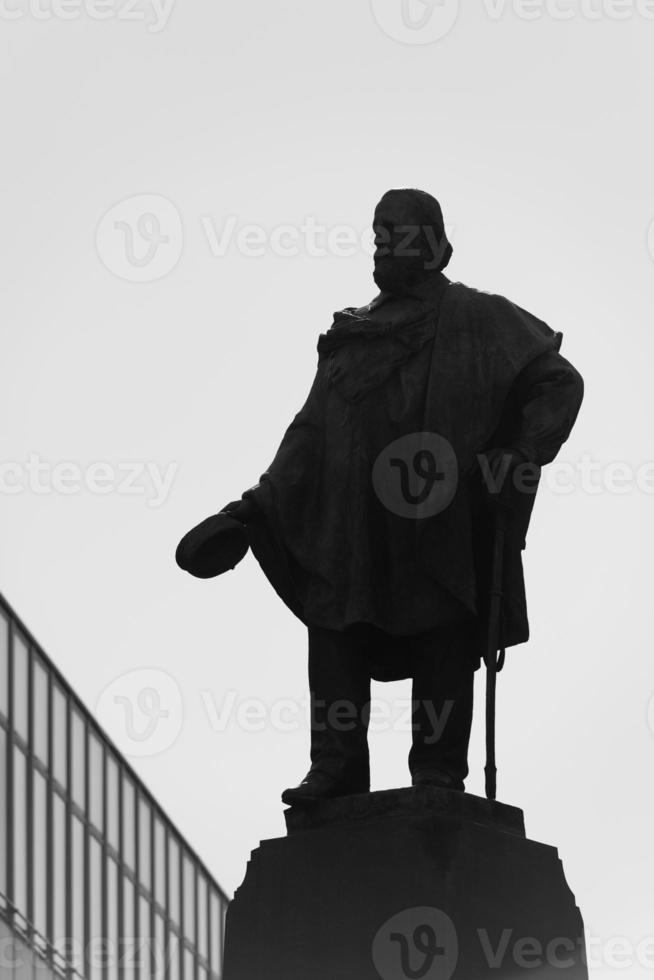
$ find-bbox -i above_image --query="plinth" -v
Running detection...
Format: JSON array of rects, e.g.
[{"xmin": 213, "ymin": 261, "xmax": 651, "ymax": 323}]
[{"xmin": 223, "ymin": 787, "xmax": 587, "ymax": 979}]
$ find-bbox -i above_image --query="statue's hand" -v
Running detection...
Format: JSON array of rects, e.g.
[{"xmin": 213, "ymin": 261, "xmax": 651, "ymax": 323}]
[
  {"xmin": 219, "ymin": 498, "xmax": 258, "ymax": 525},
  {"xmin": 479, "ymin": 448, "xmax": 531, "ymax": 510}
]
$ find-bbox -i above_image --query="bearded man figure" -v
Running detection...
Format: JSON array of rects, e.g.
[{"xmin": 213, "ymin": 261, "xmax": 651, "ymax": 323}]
[{"xmin": 214, "ymin": 188, "xmax": 584, "ymax": 804}]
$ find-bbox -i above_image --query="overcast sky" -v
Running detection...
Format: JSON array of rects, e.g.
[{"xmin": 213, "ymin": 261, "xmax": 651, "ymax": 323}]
[{"xmin": 1, "ymin": 1, "xmax": 653, "ymax": 975}]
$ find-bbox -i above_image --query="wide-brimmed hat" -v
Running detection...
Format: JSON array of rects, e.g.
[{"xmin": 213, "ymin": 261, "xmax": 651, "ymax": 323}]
[{"xmin": 175, "ymin": 513, "xmax": 249, "ymax": 579}]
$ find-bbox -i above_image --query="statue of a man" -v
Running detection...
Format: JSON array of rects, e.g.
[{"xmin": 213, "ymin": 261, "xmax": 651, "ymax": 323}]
[{"xmin": 203, "ymin": 188, "xmax": 584, "ymax": 804}]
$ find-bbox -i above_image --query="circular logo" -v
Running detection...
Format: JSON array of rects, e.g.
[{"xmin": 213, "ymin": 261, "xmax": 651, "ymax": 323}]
[
  {"xmin": 372, "ymin": 906, "xmax": 459, "ymax": 980},
  {"xmin": 96, "ymin": 667, "xmax": 184, "ymax": 758},
  {"xmin": 372, "ymin": 432, "xmax": 458, "ymax": 519},
  {"xmin": 370, "ymin": 0, "xmax": 460, "ymax": 45},
  {"xmin": 96, "ymin": 193, "xmax": 183, "ymax": 282}
]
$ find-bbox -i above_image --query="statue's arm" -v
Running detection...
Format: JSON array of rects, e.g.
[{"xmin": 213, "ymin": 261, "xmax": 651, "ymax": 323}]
[{"xmin": 508, "ymin": 350, "xmax": 584, "ymax": 467}]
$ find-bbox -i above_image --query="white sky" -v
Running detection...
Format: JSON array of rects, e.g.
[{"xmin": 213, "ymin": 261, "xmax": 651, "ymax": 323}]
[{"xmin": 1, "ymin": 1, "xmax": 653, "ymax": 975}]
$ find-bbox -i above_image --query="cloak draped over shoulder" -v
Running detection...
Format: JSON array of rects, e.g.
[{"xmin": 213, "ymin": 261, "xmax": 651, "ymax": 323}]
[{"xmin": 243, "ymin": 275, "xmax": 582, "ymax": 653}]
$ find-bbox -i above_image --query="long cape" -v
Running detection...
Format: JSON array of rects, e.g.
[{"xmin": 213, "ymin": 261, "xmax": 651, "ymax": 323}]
[{"xmin": 243, "ymin": 278, "xmax": 562, "ymax": 646}]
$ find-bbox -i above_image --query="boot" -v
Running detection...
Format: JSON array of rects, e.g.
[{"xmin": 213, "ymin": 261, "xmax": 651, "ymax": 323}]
[{"xmin": 282, "ymin": 768, "xmax": 368, "ymax": 806}]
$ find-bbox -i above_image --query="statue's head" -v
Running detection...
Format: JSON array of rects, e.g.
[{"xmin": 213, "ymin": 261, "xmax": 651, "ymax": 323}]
[{"xmin": 372, "ymin": 188, "xmax": 453, "ymax": 296}]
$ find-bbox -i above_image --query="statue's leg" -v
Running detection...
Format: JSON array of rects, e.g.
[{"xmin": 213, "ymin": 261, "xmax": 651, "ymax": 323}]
[
  {"xmin": 407, "ymin": 621, "xmax": 477, "ymax": 791},
  {"xmin": 307, "ymin": 624, "xmax": 371, "ymax": 792},
  {"xmin": 281, "ymin": 626, "xmax": 372, "ymax": 804}
]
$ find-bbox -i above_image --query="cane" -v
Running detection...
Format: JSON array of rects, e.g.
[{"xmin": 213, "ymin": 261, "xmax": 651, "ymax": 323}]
[{"xmin": 484, "ymin": 508, "xmax": 507, "ymax": 801}]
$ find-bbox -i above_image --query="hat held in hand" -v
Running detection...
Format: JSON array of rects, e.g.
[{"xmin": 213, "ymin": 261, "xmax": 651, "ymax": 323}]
[{"xmin": 175, "ymin": 511, "xmax": 249, "ymax": 579}]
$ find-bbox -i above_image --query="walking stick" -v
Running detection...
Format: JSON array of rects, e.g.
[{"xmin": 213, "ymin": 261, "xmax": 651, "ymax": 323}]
[{"xmin": 484, "ymin": 508, "xmax": 507, "ymax": 801}]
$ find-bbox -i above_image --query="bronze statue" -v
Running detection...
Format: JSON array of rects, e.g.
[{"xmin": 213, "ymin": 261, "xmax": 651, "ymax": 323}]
[{"xmin": 177, "ymin": 188, "xmax": 584, "ymax": 806}]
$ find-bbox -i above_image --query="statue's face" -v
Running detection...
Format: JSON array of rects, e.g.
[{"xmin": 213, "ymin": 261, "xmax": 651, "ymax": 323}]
[{"xmin": 372, "ymin": 193, "xmax": 441, "ymax": 296}]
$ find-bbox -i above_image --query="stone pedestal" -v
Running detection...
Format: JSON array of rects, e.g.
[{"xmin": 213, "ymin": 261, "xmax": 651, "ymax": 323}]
[{"xmin": 223, "ymin": 787, "xmax": 587, "ymax": 980}]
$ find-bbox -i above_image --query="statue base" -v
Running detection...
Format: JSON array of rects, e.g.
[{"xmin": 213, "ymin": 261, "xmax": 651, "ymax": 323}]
[{"xmin": 223, "ymin": 787, "xmax": 588, "ymax": 979}]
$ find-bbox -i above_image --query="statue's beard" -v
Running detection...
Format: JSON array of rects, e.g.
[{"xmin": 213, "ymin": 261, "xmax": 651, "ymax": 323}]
[{"xmin": 373, "ymin": 256, "xmax": 430, "ymax": 296}]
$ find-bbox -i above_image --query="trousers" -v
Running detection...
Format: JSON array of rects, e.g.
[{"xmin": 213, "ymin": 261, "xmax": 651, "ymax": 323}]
[{"xmin": 307, "ymin": 619, "xmax": 478, "ymax": 792}]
